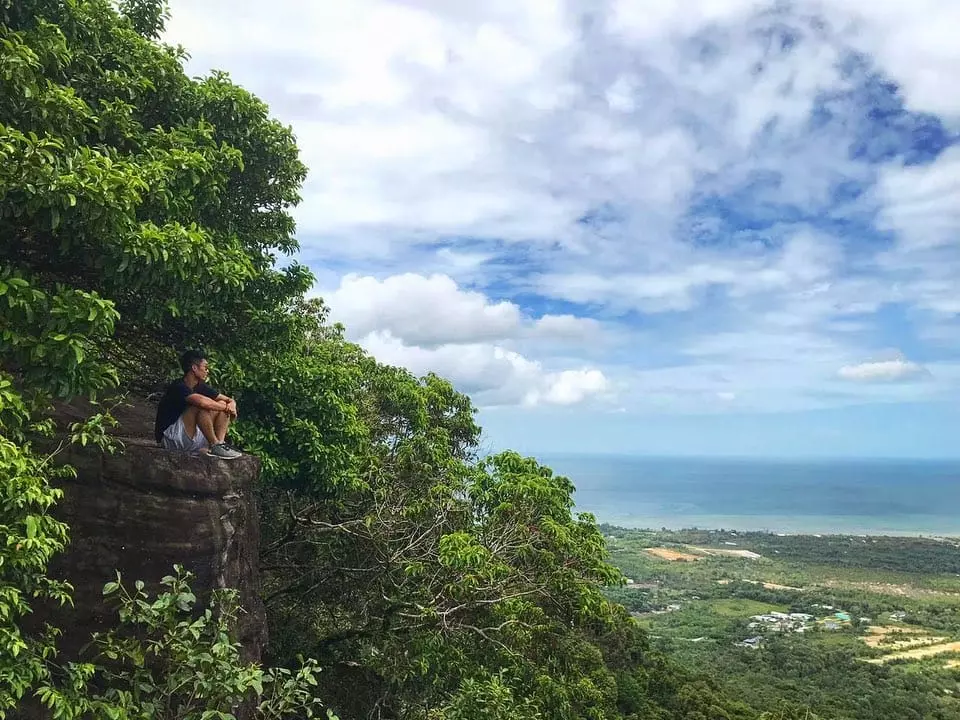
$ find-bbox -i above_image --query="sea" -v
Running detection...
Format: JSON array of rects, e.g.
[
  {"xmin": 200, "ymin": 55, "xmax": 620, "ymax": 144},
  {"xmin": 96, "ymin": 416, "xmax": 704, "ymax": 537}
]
[{"xmin": 537, "ymin": 454, "xmax": 960, "ymax": 537}]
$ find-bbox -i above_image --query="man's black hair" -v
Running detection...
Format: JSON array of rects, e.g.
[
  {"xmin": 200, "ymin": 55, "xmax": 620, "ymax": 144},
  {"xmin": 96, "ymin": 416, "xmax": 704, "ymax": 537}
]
[{"xmin": 180, "ymin": 349, "xmax": 207, "ymax": 374}]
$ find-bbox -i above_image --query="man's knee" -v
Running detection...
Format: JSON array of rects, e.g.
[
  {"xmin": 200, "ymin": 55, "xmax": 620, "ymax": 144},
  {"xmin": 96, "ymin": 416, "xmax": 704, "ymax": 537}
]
[{"xmin": 190, "ymin": 407, "xmax": 222, "ymax": 423}]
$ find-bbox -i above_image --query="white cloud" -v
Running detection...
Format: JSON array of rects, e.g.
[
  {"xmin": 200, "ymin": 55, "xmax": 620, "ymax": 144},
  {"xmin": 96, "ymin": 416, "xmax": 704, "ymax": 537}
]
[
  {"xmin": 528, "ymin": 369, "xmax": 609, "ymax": 407},
  {"xmin": 165, "ymin": 0, "xmax": 589, "ymax": 252},
  {"xmin": 609, "ymin": 0, "xmax": 762, "ymax": 42},
  {"xmin": 317, "ymin": 273, "xmax": 609, "ymax": 407},
  {"xmin": 320, "ymin": 273, "xmax": 601, "ymax": 347},
  {"xmin": 609, "ymin": 0, "xmax": 960, "ymax": 120},
  {"xmin": 534, "ymin": 264, "xmax": 731, "ymax": 313},
  {"xmin": 359, "ymin": 331, "xmax": 609, "ymax": 408},
  {"xmin": 321, "ymin": 273, "xmax": 521, "ymax": 346},
  {"xmin": 877, "ymin": 146, "xmax": 960, "ymax": 250},
  {"xmin": 838, "ymin": 358, "xmax": 928, "ymax": 382},
  {"xmin": 874, "ymin": 148, "xmax": 960, "ymax": 321},
  {"xmin": 535, "ymin": 231, "xmax": 841, "ymax": 314},
  {"xmin": 530, "ymin": 314, "xmax": 602, "ymax": 342},
  {"xmin": 833, "ymin": 0, "xmax": 960, "ymax": 118},
  {"xmin": 162, "ymin": 0, "xmax": 960, "ymax": 256}
]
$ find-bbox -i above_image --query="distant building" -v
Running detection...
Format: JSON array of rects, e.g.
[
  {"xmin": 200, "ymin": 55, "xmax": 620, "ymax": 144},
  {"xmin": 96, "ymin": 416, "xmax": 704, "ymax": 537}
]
[{"xmin": 749, "ymin": 612, "xmax": 815, "ymax": 634}]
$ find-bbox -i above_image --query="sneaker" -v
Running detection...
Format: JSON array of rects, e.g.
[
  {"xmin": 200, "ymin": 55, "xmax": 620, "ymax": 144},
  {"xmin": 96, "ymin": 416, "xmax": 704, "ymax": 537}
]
[{"xmin": 209, "ymin": 442, "xmax": 242, "ymax": 460}]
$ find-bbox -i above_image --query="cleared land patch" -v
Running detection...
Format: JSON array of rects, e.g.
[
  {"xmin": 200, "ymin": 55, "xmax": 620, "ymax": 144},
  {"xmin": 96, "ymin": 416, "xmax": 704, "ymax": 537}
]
[
  {"xmin": 716, "ymin": 579, "xmax": 803, "ymax": 590},
  {"xmin": 861, "ymin": 626, "xmax": 945, "ymax": 650},
  {"xmin": 691, "ymin": 547, "xmax": 763, "ymax": 559},
  {"xmin": 645, "ymin": 547, "xmax": 702, "ymax": 562},
  {"xmin": 865, "ymin": 641, "xmax": 960, "ymax": 664},
  {"xmin": 821, "ymin": 579, "xmax": 960, "ymax": 600},
  {"xmin": 761, "ymin": 581, "xmax": 802, "ymax": 591}
]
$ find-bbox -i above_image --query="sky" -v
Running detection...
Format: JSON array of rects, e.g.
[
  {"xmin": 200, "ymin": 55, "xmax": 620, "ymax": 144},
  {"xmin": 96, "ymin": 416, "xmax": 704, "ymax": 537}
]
[{"xmin": 164, "ymin": 1, "xmax": 960, "ymax": 459}]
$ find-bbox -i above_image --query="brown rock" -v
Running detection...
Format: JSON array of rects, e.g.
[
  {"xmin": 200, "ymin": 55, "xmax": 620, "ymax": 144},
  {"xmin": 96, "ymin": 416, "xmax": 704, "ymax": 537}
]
[
  {"xmin": 39, "ymin": 438, "xmax": 267, "ymax": 664},
  {"xmin": 51, "ymin": 395, "xmax": 158, "ymax": 440}
]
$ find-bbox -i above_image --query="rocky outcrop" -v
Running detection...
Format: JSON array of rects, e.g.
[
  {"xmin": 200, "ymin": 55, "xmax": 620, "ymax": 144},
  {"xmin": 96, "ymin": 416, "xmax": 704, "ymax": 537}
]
[{"xmin": 36, "ymin": 400, "xmax": 266, "ymax": 664}]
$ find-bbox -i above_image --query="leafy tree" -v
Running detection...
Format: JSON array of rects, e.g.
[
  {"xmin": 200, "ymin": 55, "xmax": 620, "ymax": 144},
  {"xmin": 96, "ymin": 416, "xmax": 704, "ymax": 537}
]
[
  {"xmin": 117, "ymin": 0, "xmax": 170, "ymax": 40},
  {"xmin": 0, "ymin": 218, "xmax": 121, "ymax": 713},
  {"xmin": 0, "ymin": 0, "xmax": 310, "ymax": 392},
  {"xmin": 0, "ymin": 413, "xmax": 73, "ymax": 714},
  {"xmin": 35, "ymin": 566, "xmax": 334, "ymax": 719},
  {"xmin": 262, "ymin": 415, "xmax": 655, "ymax": 718},
  {"xmin": 0, "ymin": 0, "xmax": 320, "ymax": 712}
]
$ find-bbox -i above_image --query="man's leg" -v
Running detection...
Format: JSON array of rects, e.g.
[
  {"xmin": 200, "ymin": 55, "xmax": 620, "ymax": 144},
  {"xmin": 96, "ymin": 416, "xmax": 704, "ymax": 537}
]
[
  {"xmin": 182, "ymin": 406, "xmax": 220, "ymax": 446},
  {"xmin": 213, "ymin": 410, "xmax": 231, "ymax": 445},
  {"xmin": 174, "ymin": 406, "xmax": 240, "ymax": 459}
]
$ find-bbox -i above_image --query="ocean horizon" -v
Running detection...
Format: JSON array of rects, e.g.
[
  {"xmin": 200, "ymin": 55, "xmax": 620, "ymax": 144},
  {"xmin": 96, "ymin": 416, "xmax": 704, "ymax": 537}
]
[{"xmin": 537, "ymin": 454, "xmax": 960, "ymax": 537}]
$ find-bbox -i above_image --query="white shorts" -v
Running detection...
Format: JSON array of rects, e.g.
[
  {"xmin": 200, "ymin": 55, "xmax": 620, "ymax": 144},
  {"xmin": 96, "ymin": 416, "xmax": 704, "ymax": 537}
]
[{"xmin": 161, "ymin": 416, "xmax": 209, "ymax": 453}]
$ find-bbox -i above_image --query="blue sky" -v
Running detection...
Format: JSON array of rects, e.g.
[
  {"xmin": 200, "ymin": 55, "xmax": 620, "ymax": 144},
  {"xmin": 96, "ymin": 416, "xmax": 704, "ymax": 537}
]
[{"xmin": 166, "ymin": 1, "xmax": 960, "ymax": 458}]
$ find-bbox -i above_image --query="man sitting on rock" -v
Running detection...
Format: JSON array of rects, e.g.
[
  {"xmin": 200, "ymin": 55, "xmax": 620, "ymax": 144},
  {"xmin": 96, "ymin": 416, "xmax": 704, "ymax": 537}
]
[{"xmin": 154, "ymin": 350, "xmax": 242, "ymax": 460}]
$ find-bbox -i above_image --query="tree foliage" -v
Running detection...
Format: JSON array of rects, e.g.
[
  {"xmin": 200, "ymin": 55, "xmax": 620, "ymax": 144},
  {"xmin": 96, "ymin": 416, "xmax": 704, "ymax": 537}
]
[
  {"xmin": 0, "ymin": 0, "xmax": 323, "ymax": 713},
  {"xmin": 37, "ymin": 566, "xmax": 333, "ymax": 719},
  {"xmin": 0, "ymin": 0, "xmax": 311, "ymax": 392}
]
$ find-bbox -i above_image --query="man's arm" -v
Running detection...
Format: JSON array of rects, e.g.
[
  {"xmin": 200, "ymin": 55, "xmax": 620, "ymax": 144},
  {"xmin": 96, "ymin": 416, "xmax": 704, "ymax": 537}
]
[
  {"xmin": 186, "ymin": 383, "xmax": 236, "ymax": 417},
  {"xmin": 186, "ymin": 392, "xmax": 230, "ymax": 412},
  {"xmin": 213, "ymin": 393, "xmax": 238, "ymax": 418}
]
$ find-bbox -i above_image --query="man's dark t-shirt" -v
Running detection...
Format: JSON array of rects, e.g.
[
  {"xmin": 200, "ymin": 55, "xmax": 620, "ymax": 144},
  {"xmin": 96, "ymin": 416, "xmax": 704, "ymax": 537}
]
[{"xmin": 154, "ymin": 380, "xmax": 220, "ymax": 443}]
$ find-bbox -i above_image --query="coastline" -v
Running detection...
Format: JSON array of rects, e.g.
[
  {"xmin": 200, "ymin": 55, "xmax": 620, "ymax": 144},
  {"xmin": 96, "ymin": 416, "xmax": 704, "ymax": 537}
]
[{"xmin": 585, "ymin": 511, "xmax": 960, "ymax": 538}]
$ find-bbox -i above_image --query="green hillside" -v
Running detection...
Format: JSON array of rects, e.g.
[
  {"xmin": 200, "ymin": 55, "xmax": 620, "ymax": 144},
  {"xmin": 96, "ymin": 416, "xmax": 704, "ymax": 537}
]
[{"xmin": 603, "ymin": 527, "xmax": 960, "ymax": 720}]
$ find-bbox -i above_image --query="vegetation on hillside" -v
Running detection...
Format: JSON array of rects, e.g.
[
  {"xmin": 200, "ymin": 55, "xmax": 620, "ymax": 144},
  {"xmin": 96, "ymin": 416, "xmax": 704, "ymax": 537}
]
[
  {"xmin": 0, "ymin": 1, "xmax": 753, "ymax": 718},
  {"xmin": 602, "ymin": 528, "xmax": 960, "ymax": 720}
]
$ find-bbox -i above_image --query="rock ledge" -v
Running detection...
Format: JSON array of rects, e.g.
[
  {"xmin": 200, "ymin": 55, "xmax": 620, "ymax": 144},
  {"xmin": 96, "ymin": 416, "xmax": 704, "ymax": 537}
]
[{"xmin": 43, "ymin": 438, "xmax": 266, "ymax": 663}]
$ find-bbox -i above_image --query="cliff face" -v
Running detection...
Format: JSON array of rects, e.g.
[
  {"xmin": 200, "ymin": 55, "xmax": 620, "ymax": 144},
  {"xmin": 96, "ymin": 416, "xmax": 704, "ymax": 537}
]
[{"xmin": 39, "ymin": 402, "xmax": 267, "ymax": 664}]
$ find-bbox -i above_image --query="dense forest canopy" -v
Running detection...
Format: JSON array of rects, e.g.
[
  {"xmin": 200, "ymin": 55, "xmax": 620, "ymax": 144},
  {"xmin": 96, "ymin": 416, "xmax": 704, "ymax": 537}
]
[{"xmin": 0, "ymin": 1, "xmax": 756, "ymax": 718}]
